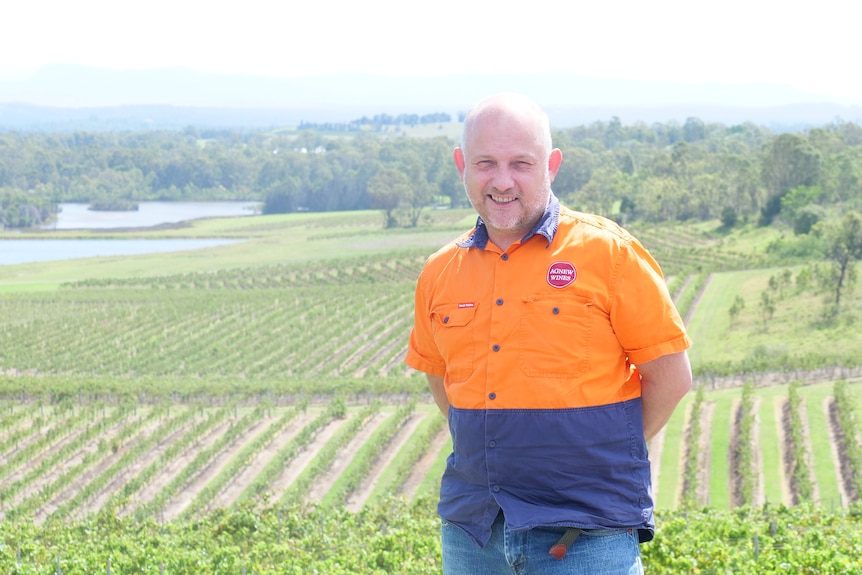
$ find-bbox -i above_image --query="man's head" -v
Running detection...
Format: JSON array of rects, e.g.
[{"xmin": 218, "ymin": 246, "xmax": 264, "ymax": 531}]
[{"xmin": 455, "ymin": 93, "xmax": 562, "ymax": 250}]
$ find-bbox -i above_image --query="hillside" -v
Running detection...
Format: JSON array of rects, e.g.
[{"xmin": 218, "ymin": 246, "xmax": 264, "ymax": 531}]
[
  {"xmin": 0, "ymin": 211, "xmax": 862, "ymax": 517},
  {"xmin": 1, "ymin": 209, "xmax": 862, "ymax": 572}
]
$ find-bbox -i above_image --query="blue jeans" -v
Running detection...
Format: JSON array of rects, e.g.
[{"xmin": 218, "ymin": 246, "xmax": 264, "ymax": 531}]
[{"xmin": 441, "ymin": 513, "xmax": 644, "ymax": 575}]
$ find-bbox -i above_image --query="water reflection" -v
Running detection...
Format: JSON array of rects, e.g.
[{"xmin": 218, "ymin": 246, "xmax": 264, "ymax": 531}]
[
  {"xmin": 0, "ymin": 239, "xmax": 242, "ymax": 266},
  {"xmin": 2, "ymin": 201, "xmax": 256, "ymax": 266},
  {"xmin": 43, "ymin": 201, "xmax": 260, "ymax": 230}
]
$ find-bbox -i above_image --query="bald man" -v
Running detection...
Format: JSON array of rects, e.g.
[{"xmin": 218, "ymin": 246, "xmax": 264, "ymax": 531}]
[{"xmin": 405, "ymin": 93, "xmax": 692, "ymax": 574}]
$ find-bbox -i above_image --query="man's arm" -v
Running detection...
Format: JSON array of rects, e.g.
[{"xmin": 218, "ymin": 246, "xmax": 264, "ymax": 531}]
[
  {"xmin": 426, "ymin": 373, "xmax": 449, "ymax": 418},
  {"xmin": 637, "ymin": 350, "xmax": 692, "ymax": 441}
]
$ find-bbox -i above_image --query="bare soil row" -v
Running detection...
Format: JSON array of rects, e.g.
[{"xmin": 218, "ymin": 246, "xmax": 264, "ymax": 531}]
[
  {"xmin": 0, "ymin": 403, "xmax": 446, "ymax": 524},
  {"xmin": 651, "ymin": 389, "xmax": 860, "ymax": 509}
]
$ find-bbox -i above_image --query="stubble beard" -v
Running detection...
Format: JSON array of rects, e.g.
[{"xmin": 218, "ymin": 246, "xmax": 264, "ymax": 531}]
[{"xmin": 464, "ymin": 176, "xmax": 552, "ymax": 240}]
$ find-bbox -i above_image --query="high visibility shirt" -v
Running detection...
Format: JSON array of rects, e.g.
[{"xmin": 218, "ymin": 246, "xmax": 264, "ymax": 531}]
[{"xmin": 405, "ymin": 194, "xmax": 691, "ymax": 547}]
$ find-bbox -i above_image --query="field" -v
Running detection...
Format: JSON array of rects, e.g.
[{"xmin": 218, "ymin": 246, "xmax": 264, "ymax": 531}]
[{"xmin": 2, "ymin": 209, "xmax": 862, "ymax": 573}]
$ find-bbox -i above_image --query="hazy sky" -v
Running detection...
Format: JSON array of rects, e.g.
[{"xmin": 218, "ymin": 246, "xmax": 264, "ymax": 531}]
[{"xmin": 4, "ymin": 0, "xmax": 859, "ymax": 102}]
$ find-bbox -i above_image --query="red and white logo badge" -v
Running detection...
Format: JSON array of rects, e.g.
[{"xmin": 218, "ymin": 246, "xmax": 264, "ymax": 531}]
[{"xmin": 547, "ymin": 261, "xmax": 576, "ymax": 288}]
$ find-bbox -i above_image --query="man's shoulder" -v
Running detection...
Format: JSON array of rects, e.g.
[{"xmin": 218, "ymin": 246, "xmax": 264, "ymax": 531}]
[
  {"xmin": 557, "ymin": 205, "xmax": 635, "ymax": 244},
  {"xmin": 422, "ymin": 229, "xmax": 475, "ymax": 266}
]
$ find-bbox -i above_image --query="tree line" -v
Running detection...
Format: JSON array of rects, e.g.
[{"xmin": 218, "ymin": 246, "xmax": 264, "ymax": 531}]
[
  {"xmin": 297, "ymin": 112, "xmax": 453, "ymax": 132},
  {"xmin": 1, "ymin": 117, "xmax": 861, "ymax": 232}
]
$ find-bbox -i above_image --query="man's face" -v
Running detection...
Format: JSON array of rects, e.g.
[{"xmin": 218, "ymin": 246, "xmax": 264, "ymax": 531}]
[{"xmin": 455, "ymin": 108, "xmax": 561, "ymax": 249}]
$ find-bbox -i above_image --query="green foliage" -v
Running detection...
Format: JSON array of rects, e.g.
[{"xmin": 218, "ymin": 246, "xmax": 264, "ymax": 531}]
[
  {"xmin": 823, "ymin": 210, "xmax": 862, "ymax": 310},
  {"xmin": 328, "ymin": 395, "xmax": 348, "ymax": 419},
  {"xmin": 2, "ymin": 116, "xmax": 862, "ymax": 232},
  {"xmin": 721, "ymin": 205, "xmax": 739, "ymax": 228},
  {"xmin": 733, "ymin": 381, "xmax": 757, "ymax": 506},
  {"xmin": 0, "ymin": 187, "xmax": 58, "ymax": 228},
  {"xmin": 758, "ymin": 291, "xmax": 776, "ymax": 329},
  {"xmin": 279, "ymin": 402, "xmax": 382, "ymax": 507},
  {"xmin": 786, "ymin": 381, "xmax": 814, "ymax": 503},
  {"xmin": 1, "ymin": 501, "xmax": 861, "ymax": 573},
  {"xmin": 760, "ymin": 134, "xmax": 822, "ymax": 225},
  {"xmin": 681, "ymin": 386, "xmax": 706, "ymax": 508},
  {"xmin": 367, "ymin": 410, "xmax": 447, "ymax": 505},
  {"xmin": 833, "ymin": 380, "xmax": 862, "ymax": 498},
  {"xmin": 0, "ymin": 247, "xmax": 442, "ymax": 386},
  {"xmin": 779, "ymin": 185, "xmax": 824, "ymax": 230},
  {"xmin": 764, "ymin": 232, "xmax": 828, "ymax": 262},
  {"xmin": 2, "ymin": 158, "xmax": 862, "ymax": 573},
  {"xmin": 674, "ymin": 272, "xmax": 709, "ymax": 321},
  {"xmin": 645, "ymin": 504, "xmax": 862, "ymax": 574},
  {"xmin": 322, "ymin": 401, "xmax": 416, "ymax": 508},
  {"xmin": 793, "ymin": 204, "xmax": 826, "ymax": 235},
  {"xmin": 0, "ymin": 498, "xmax": 445, "ymax": 574},
  {"xmin": 796, "ymin": 266, "xmax": 813, "ymax": 290}
]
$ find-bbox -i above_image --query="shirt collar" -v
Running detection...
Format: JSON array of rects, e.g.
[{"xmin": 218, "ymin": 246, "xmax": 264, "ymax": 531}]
[{"xmin": 458, "ymin": 193, "xmax": 560, "ymax": 250}]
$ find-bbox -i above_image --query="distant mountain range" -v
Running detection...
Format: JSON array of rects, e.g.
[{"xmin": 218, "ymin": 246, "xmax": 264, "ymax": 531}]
[{"xmin": 2, "ymin": 64, "xmax": 861, "ymax": 131}]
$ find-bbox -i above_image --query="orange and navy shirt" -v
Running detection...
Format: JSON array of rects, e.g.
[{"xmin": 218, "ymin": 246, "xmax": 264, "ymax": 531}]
[{"xmin": 405, "ymin": 194, "xmax": 691, "ymax": 546}]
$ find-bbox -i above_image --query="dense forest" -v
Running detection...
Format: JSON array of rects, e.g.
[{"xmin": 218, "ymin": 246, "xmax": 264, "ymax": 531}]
[{"xmin": 2, "ymin": 117, "xmax": 862, "ymax": 234}]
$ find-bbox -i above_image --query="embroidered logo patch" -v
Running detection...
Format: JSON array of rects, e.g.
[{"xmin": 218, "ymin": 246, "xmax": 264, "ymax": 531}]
[{"xmin": 547, "ymin": 261, "xmax": 576, "ymax": 288}]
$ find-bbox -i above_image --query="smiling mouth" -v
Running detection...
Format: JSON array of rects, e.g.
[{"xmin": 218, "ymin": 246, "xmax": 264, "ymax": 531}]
[{"xmin": 490, "ymin": 195, "xmax": 517, "ymax": 204}]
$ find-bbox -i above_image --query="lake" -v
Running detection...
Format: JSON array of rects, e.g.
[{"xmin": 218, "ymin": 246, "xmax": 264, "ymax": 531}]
[
  {"xmin": 1, "ymin": 201, "xmax": 257, "ymax": 266},
  {"xmin": 0, "ymin": 238, "xmax": 242, "ymax": 266},
  {"xmin": 43, "ymin": 201, "xmax": 260, "ymax": 230}
]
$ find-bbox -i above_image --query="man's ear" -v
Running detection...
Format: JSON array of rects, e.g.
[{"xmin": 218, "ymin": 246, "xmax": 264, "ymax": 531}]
[
  {"xmin": 548, "ymin": 148, "xmax": 563, "ymax": 183},
  {"xmin": 453, "ymin": 147, "xmax": 466, "ymax": 179}
]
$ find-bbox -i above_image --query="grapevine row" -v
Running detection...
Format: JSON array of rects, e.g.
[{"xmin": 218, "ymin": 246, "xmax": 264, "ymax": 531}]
[
  {"xmin": 278, "ymin": 401, "xmax": 382, "ymax": 507},
  {"xmin": 7, "ymin": 404, "xmax": 165, "ymax": 521},
  {"xmin": 784, "ymin": 380, "xmax": 814, "ymax": 503},
  {"xmin": 48, "ymin": 404, "xmax": 200, "ymax": 521},
  {"xmin": 731, "ymin": 381, "xmax": 757, "ymax": 506},
  {"xmin": 111, "ymin": 404, "xmax": 232, "ymax": 515},
  {"xmin": 680, "ymin": 385, "xmax": 705, "ymax": 507},
  {"xmin": 832, "ymin": 380, "xmax": 862, "ymax": 499},
  {"xmin": 323, "ymin": 401, "xmax": 416, "ymax": 508},
  {"xmin": 2, "ymin": 499, "xmax": 862, "ymax": 573},
  {"xmin": 372, "ymin": 409, "xmax": 447, "ymax": 503},
  {"xmin": 178, "ymin": 404, "xmax": 302, "ymax": 519},
  {"xmin": 0, "ymin": 284, "xmax": 416, "ymax": 379},
  {"xmin": 65, "ymin": 252, "xmax": 427, "ymax": 291},
  {"xmin": 136, "ymin": 403, "xmax": 264, "ymax": 519},
  {"xmin": 232, "ymin": 400, "xmax": 342, "ymax": 508}
]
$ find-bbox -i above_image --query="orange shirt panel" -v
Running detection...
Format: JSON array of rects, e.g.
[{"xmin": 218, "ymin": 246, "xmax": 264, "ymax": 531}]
[{"xmin": 405, "ymin": 208, "xmax": 691, "ymax": 410}]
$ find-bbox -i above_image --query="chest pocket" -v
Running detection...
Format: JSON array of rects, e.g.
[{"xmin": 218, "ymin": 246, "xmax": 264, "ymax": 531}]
[
  {"xmin": 431, "ymin": 304, "xmax": 477, "ymax": 383},
  {"xmin": 519, "ymin": 295, "xmax": 592, "ymax": 378}
]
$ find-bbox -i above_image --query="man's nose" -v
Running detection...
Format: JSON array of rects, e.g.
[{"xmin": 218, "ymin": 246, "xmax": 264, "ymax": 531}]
[{"xmin": 491, "ymin": 167, "xmax": 515, "ymax": 191}]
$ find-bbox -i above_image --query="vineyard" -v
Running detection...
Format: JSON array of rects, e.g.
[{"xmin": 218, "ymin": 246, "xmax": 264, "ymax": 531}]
[
  {"xmin": 2, "ymin": 376, "xmax": 861, "ymax": 515},
  {"xmin": 2, "ymin": 211, "xmax": 862, "ymax": 572},
  {"xmin": 2, "ymin": 378, "xmax": 862, "ymax": 573}
]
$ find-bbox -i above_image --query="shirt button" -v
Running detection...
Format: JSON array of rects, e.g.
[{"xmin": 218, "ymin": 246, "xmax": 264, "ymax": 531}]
[
  {"xmin": 552, "ymin": 307, "xmax": 560, "ymax": 314},
  {"xmin": 501, "ymin": 254, "xmax": 509, "ymax": 261},
  {"xmin": 489, "ymin": 440, "xmax": 497, "ymax": 448},
  {"xmin": 496, "ymin": 298, "xmax": 504, "ymax": 306},
  {"xmin": 492, "ymin": 485, "xmax": 501, "ymax": 492},
  {"xmin": 492, "ymin": 344, "xmax": 500, "ymax": 352},
  {"xmin": 489, "ymin": 392, "xmax": 496, "ymax": 400},
  {"xmin": 443, "ymin": 316, "xmax": 450, "ymax": 323}
]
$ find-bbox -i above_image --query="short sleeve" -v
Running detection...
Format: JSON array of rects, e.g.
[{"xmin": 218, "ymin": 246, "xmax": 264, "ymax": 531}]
[
  {"xmin": 404, "ymin": 268, "xmax": 447, "ymax": 376},
  {"xmin": 610, "ymin": 237, "xmax": 691, "ymax": 364}
]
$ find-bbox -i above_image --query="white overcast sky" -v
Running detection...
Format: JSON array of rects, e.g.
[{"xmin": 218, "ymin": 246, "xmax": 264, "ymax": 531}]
[{"xmin": 3, "ymin": 0, "xmax": 860, "ymax": 102}]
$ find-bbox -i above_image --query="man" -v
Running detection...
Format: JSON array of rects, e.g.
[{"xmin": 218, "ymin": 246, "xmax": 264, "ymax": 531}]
[{"xmin": 405, "ymin": 93, "xmax": 692, "ymax": 575}]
